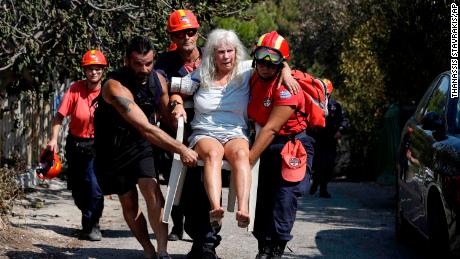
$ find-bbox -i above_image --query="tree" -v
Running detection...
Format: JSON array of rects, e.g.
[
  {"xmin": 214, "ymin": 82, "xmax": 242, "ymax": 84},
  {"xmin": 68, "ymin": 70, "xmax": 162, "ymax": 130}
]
[
  {"xmin": 214, "ymin": 1, "xmax": 279, "ymax": 48},
  {"xmin": 284, "ymin": 0, "xmax": 450, "ymax": 178},
  {"xmin": 0, "ymin": 0, "xmax": 256, "ymax": 96}
]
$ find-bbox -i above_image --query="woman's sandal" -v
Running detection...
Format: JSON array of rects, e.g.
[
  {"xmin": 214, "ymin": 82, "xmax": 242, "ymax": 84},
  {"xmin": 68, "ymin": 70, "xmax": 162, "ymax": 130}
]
[
  {"xmin": 236, "ymin": 211, "xmax": 250, "ymax": 228},
  {"xmin": 209, "ymin": 207, "xmax": 225, "ymax": 228}
]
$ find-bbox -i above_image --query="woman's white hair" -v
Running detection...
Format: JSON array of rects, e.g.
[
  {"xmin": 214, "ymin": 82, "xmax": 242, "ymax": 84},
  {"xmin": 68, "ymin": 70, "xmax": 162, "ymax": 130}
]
[{"xmin": 199, "ymin": 29, "xmax": 248, "ymax": 88}]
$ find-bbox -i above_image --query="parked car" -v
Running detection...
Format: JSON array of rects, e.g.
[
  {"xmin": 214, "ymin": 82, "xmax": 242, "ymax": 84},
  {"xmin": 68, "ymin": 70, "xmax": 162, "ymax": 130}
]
[{"xmin": 396, "ymin": 71, "xmax": 460, "ymax": 255}]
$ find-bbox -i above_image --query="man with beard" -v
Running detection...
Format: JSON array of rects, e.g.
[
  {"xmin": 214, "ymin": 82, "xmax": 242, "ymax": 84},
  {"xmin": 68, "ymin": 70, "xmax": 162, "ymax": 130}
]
[{"xmin": 94, "ymin": 36, "xmax": 198, "ymax": 259}]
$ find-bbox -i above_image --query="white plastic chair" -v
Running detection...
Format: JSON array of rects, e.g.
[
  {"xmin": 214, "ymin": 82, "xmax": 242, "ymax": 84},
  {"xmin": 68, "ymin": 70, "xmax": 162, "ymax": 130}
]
[{"xmin": 162, "ymin": 116, "xmax": 260, "ymax": 231}]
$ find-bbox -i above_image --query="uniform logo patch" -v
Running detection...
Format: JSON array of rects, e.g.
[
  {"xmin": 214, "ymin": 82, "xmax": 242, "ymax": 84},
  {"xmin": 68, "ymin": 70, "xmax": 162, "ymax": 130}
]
[
  {"xmin": 263, "ymin": 97, "xmax": 271, "ymax": 107},
  {"xmin": 279, "ymin": 90, "xmax": 291, "ymax": 99},
  {"xmin": 289, "ymin": 157, "xmax": 301, "ymax": 167},
  {"xmin": 180, "ymin": 16, "xmax": 190, "ymax": 24}
]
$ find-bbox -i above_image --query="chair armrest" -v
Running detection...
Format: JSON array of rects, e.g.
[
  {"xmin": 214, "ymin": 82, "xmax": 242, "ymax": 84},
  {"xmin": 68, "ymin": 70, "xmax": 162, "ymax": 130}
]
[{"xmin": 176, "ymin": 116, "xmax": 185, "ymax": 143}]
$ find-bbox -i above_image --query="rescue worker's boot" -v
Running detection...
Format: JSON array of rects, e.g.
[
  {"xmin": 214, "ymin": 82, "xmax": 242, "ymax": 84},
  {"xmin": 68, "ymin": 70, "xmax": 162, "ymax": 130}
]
[
  {"xmin": 255, "ymin": 240, "xmax": 272, "ymax": 259},
  {"xmin": 309, "ymin": 178, "xmax": 319, "ymax": 195},
  {"xmin": 319, "ymin": 189, "xmax": 331, "ymax": 198},
  {"xmin": 271, "ymin": 240, "xmax": 287, "ymax": 259},
  {"xmin": 186, "ymin": 243, "xmax": 219, "ymax": 259},
  {"xmin": 319, "ymin": 183, "xmax": 331, "ymax": 198},
  {"xmin": 80, "ymin": 217, "xmax": 101, "ymax": 241},
  {"xmin": 79, "ymin": 216, "xmax": 91, "ymax": 240},
  {"xmin": 87, "ymin": 221, "xmax": 102, "ymax": 241}
]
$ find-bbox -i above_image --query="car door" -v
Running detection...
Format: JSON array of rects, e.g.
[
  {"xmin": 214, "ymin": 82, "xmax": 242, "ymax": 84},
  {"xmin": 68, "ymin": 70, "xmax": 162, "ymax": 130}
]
[{"xmin": 402, "ymin": 74, "xmax": 449, "ymax": 228}]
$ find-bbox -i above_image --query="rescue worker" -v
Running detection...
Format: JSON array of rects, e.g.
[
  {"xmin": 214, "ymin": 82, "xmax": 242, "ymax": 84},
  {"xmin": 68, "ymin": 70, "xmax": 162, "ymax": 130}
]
[
  {"xmin": 309, "ymin": 79, "xmax": 349, "ymax": 198},
  {"xmin": 46, "ymin": 50, "xmax": 106, "ymax": 241},
  {"xmin": 154, "ymin": 9, "xmax": 203, "ymax": 245},
  {"xmin": 93, "ymin": 36, "xmax": 198, "ymax": 259},
  {"xmin": 248, "ymin": 32, "xmax": 315, "ymax": 258}
]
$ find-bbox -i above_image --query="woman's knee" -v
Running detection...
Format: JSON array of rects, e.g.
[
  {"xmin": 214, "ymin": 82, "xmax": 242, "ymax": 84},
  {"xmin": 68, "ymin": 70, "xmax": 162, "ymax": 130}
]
[
  {"xmin": 202, "ymin": 149, "xmax": 224, "ymax": 162},
  {"xmin": 196, "ymin": 139, "xmax": 224, "ymax": 161},
  {"xmin": 228, "ymin": 148, "xmax": 249, "ymax": 165}
]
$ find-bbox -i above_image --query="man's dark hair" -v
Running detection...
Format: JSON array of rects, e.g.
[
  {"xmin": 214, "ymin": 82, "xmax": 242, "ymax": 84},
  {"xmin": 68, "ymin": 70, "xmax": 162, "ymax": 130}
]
[{"xmin": 126, "ymin": 36, "xmax": 155, "ymax": 57}]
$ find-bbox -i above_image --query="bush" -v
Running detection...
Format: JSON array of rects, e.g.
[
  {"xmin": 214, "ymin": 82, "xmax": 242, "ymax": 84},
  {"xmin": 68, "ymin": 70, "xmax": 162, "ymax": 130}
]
[{"xmin": 0, "ymin": 153, "xmax": 25, "ymax": 215}]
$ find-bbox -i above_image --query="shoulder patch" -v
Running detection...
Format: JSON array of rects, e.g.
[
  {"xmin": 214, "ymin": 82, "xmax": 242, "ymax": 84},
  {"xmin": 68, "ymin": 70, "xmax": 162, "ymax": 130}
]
[{"xmin": 279, "ymin": 90, "xmax": 292, "ymax": 99}]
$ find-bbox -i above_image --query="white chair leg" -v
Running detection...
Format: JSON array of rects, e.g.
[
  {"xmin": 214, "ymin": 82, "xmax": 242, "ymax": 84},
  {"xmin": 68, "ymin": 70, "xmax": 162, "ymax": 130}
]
[
  {"xmin": 162, "ymin": 154, "xmax": 184, "ymax": 224},
  {"xmin": 174, "ymin": 166, "xmax": 187, "ymax": 205},
  {"xmin": 162, "ymin": 116, "xmax": 186, "ymax": 224},
  {"xmin": 247, "ymin": 123, "xmax": 261, "ymax": 231},
  {"xmin": 247, "ymin": 158, "xmax": 260, "ymax": 231},
  {"xmin": 227, "ymin": 173, "xmax": 236, "ymax": 212}
]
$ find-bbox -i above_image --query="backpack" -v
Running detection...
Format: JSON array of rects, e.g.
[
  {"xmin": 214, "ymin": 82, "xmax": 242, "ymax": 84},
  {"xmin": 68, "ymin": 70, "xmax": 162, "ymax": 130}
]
[{"xmin": 291, "ymin": 70, "xmax": 329, "ymax": 128}]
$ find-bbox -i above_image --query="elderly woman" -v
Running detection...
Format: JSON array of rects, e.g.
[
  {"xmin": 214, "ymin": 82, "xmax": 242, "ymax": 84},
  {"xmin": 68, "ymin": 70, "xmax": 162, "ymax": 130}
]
[{"xmin": 187, "ymin": 29, "xmax": 253, "ymax": 228}]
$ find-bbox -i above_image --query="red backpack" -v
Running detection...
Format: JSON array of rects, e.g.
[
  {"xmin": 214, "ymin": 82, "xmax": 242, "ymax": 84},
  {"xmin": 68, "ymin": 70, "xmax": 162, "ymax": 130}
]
[{"xmin": 291, "ymin": 70, "xmax": 329, "ymax": 128}]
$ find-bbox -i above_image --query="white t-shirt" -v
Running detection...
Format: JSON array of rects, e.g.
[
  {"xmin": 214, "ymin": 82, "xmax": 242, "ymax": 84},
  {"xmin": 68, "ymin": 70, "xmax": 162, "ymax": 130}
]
[{"xmin": 188, "ymin": 60, "xmax": 253, "ymax": 147}]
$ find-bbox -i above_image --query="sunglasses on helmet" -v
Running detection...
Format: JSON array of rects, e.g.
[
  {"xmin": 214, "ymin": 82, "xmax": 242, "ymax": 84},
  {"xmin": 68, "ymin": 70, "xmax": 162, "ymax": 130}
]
[
  {"xmin": 254, "ymin": 47, "xmax": 283, "ymax": 65},
  {"xmin": 172, "ymin": 29, "xmax": 198, "ymax": 39}
]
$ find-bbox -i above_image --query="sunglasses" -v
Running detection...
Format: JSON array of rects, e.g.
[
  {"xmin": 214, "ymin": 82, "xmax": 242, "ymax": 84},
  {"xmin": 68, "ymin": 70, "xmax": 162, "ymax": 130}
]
[
  {"xmin": 254, "ymin": 47, "xmax": 283, "ymax": 65},
  {"xmin": 84, "ymin": 65, "xmax": 104, "ymax": 72},
  {"xmin": 172, "ymin": 29, "xmax": 198, "ymax": 39}
]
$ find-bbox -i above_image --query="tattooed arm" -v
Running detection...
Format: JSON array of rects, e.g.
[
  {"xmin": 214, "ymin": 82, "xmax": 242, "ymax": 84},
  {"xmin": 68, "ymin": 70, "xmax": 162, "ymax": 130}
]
[{"xmin": 102, "ymin": 79, "xmax": 197, "ymax": 166}]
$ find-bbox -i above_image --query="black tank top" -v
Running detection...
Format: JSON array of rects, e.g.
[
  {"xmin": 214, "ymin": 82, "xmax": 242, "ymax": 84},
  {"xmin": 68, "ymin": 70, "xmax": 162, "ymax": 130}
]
[{"xmin": 94, "ymin": 67, "xmax": 162, "ymax": 172}]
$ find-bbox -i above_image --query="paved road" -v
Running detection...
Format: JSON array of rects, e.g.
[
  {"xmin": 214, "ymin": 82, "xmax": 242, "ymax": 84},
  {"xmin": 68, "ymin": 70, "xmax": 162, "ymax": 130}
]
[{"xmin": 5, "ymin": 180, "xmax": 428, "ymax": 258}]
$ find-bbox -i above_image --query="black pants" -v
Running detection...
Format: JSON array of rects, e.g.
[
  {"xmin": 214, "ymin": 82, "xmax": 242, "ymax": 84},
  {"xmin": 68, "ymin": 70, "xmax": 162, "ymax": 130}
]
[
  {"xmin": 65, "ymin": 134, "xmax": 104, "ymax": 230},
  {"xmin": 312, "ymin": 136, "xmax": 336, "ymax": 191},
  {"xmin": 253, "ymin": 132, "xmax": 314, "ymax": 242},
  {"xmin": 182, "ymin": 166, "xmax": 221, "ymax": 247}
]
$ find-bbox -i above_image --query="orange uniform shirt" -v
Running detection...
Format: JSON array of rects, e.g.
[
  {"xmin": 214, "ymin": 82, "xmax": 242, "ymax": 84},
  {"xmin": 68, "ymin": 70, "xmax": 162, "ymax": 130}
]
[
  {"xmin": 248, "ymin": 75, "xmax": 307, "ymax": 136},
  {"xmin": 57, "ymin": 80, "xmax": 100, "ymax": 138}
]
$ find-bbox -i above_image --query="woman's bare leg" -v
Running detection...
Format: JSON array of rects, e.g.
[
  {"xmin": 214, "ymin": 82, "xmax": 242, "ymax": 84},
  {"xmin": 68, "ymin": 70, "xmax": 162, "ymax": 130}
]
[
  {"xmin": 224, "ymin": 138, "xmax": 251, "ymax": 228},
  {"xmin": 195, "ymin": 138, "xmax": 225, "ymax": 224}
]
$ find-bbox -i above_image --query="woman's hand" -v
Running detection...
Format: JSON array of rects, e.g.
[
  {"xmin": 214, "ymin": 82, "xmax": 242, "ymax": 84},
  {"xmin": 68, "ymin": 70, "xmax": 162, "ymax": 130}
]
[
  {"xmin": 172, "ymin": 104, "xmax": 187, "ymax": 123},
  {"xmin": 170, "ymin": 94, "xmax": 187, "ymax": 123},
  {"xmin": 279, "ymin": 61, "xmax": 299, "ymax": 94}
]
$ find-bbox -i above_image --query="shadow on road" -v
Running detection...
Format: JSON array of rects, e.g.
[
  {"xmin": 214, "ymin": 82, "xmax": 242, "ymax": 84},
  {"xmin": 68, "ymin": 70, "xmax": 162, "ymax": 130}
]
[
  {"xmin": 291, "ymin": 182, "xmax": 432, "ymax": 259},
  {"xmin": 6, "ymin": 244, "xmax": 144, "ymax": 258}
]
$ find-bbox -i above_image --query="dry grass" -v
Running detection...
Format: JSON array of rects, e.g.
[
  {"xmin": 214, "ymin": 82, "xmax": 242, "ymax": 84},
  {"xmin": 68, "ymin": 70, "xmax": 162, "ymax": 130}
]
[{"xmin": 0, "ymin": 152, "xmax": 25, "ymax": 216}]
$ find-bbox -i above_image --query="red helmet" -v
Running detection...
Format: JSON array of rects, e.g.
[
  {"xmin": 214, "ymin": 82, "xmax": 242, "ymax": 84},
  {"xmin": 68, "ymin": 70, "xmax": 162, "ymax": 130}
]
[
  {"xmin": 168, "ymin": 9, "xmax": 200, "ymax": 33},
  {"xmin": 255, "ymin": 31, "xmax": 290, "ymax": 60},
  {"xmin": 81, "ymin": 50, "xmax": 107, "ymax": 67},
  {"xmin": 36, "ymin": 149, "xmax": 62, "ymax": 180},
  {"xmin": 322, "ymin": 78, "xmax": 334, "ymax": 95}
]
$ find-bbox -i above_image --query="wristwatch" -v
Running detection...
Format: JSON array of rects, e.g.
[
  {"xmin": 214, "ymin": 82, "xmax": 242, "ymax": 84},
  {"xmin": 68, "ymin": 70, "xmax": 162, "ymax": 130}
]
[{"xmin": 169, "ymin": 100, "xmax": 182, "ymax": 110}]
